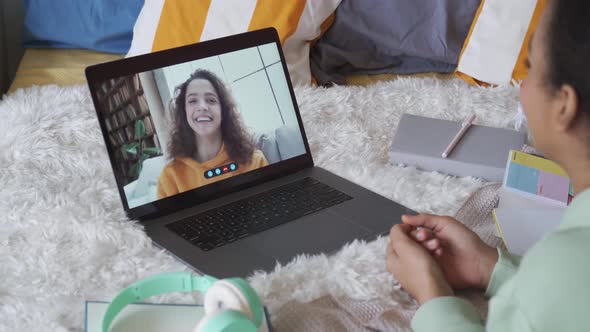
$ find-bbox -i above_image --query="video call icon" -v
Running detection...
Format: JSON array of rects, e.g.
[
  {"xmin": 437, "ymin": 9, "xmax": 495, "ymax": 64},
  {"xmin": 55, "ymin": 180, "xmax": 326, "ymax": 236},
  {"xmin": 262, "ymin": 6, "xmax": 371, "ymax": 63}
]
[{"xmin": 204, "ymin": 163, "xmax": 239, "ymax": 179}]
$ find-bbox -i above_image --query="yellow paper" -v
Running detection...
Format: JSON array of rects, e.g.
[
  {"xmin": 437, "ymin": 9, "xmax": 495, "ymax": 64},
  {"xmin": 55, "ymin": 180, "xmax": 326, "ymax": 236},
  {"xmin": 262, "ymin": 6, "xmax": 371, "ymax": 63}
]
[
  {"xmin": 492, "ymin": 210, "xmax": 507, "ymax": 247},
  {"xmin": 510, "ymin": 150, "xmax": 567, "ymax": 177}
]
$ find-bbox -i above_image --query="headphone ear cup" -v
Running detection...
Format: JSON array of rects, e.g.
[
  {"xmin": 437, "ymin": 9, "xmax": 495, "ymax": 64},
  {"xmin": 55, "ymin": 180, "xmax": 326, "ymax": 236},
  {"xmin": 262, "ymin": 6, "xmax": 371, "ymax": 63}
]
[
  {"xmin": 193, "ymin": 309, "xmax": 257, "ymax": 332},
  {"xmin": 223, "ymin": 278, "xmax": 264, "ymax": 327},
  {"xmin": 204, "ymin": 280, "xmax": 250, "ymax": 317},
  {"xmin": 203, "ymin": 279, "xmax": 263, "ymax": 327},
  {"xmin": 193, "ymin": 311, "xmax": 218, "ymax": 332}
]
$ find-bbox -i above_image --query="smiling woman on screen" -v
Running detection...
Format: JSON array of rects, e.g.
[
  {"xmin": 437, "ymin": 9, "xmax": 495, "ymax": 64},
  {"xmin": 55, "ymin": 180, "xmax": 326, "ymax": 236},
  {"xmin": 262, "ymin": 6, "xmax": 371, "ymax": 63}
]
[{"xmin": 157, "ymin": 69, "xmax": 268, "ymax": 199}]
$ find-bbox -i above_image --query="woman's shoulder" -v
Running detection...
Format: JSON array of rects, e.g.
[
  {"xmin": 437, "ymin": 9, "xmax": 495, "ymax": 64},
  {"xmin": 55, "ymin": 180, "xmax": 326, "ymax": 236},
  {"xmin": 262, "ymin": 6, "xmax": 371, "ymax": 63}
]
[
  {"xmin": 528, "ymin": 227, "xmax": 590, "ymax": 256},
  {"xmin": 252, "ymin": 148, "xmax": 265, "ymax": 158},
  {"xmin": 515, "ymin": 227, "xmax": 590, "ymax": 288},
  {"xmin": 251, "ymin": 149, "xmax": 269, "ymax": 164},
  {"xmin": 510, "ymin": 228, "xmax": 590, "ymax": 326},
  {"xmin": 162, "ymin": 157, "xmax": 195, "ymax": 171},
  {"xmin": 162, "ymin": 157, "xmax": 179, "ymax": 168}
]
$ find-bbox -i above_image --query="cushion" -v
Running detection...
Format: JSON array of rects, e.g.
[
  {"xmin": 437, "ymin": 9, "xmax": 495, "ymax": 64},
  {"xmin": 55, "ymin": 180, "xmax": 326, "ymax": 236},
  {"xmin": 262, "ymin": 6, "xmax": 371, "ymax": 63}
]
[
  {"xmin": 124, "ymin": 155, "xmax": 167, "ymax": 209},
  {"xmin": 23, "ymin": 0, "xmax": 143, "ymax": 54},
  {"xmin": 456, "ymin": 0, "xmax": 548, "ymax": 86},
  {"xmin": 310, "ymin": 0, "xmax": 480, "ymax": 85},
  {"xmin": 133, "ymin": 156, "xmax": 167, "ymax": 198},
  {"xmin": 127, "ymin": 0, "xmax": 341, "ymax": 85},
  {"xmin": 275, "ymin": 125, "xmax": 306, "ymax": 161},
  {"xmin": 257, "ymin": 132, "xmax": 282, "ymax": 164}
]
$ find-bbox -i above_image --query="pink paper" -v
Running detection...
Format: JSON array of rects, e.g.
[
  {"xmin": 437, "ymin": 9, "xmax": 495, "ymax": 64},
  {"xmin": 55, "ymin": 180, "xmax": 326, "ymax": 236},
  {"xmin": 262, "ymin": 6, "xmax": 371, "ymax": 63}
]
[{"xmin": 537, "ymin": 171, "xmax": 570, "ymax": 203}]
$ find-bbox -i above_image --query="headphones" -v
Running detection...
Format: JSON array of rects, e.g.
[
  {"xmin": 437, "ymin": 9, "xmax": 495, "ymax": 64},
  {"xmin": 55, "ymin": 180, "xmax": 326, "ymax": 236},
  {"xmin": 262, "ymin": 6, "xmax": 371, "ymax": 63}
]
[{"xmin": 102, "ymin": 272, "xmax": 264, "ymax": 332}]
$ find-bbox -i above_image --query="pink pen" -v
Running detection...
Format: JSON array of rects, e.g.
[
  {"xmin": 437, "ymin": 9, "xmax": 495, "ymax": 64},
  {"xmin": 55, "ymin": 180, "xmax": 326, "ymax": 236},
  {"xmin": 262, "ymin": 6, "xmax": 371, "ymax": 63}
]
[{"xmin": 441, "ymin": 114, "xmax": 476, "ymax": 158}]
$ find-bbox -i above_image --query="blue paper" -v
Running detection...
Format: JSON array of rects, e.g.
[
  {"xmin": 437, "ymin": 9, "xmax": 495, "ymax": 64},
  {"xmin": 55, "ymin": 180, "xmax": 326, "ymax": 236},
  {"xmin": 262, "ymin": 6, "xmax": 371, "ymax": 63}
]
[{"xmin": 506, "ymin": 162, "xmax": 540, "ymax": 195}]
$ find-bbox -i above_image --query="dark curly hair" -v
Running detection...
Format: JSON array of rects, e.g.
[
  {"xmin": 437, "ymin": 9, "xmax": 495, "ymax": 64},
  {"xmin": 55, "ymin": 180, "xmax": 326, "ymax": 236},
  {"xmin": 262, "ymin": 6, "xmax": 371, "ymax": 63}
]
[
  {"xmin": 546, "ymin": 0, "xmax": 590, "ymax": 115},
  {"xmin": 167, "ymin": 69, "xmax": 256, "ymax": 164}
]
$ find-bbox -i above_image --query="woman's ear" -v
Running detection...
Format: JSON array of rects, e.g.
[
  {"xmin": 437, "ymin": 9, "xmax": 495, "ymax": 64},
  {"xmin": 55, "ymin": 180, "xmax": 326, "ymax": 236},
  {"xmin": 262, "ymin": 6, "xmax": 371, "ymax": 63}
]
[{"xmin": 554, "ymin": 84, "xmax": 580, "ymax": 132}]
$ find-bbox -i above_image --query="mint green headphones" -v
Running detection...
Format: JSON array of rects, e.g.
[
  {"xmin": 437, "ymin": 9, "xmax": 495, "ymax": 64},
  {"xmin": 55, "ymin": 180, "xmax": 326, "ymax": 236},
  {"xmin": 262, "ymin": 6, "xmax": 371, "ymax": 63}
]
[{"xmin": 102, "ymin": 272, "xmax": 264, "ymax": 332}]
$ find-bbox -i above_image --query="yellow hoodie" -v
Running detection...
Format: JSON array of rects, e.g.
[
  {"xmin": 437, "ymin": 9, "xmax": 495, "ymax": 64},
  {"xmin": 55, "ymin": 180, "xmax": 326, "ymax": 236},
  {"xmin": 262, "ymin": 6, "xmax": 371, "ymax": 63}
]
[{"xmin": 157, "ymin": 144, "xmax": 268, "ymax": 199}]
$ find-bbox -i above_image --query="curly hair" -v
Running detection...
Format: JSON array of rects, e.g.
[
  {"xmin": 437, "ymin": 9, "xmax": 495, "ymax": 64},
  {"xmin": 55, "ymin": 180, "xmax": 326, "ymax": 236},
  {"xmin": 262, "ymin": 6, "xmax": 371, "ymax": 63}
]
[{"xmin": 167, "ymin": 69, "xmax": 256, "ymax": 164}]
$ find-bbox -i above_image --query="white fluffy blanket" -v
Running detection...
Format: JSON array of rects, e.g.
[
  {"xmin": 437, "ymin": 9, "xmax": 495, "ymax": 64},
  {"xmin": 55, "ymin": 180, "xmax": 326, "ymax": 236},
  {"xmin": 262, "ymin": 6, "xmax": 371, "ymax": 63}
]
[{"xmin": 0, "ymin": 78, "xmax": 520, "ymax": 331}]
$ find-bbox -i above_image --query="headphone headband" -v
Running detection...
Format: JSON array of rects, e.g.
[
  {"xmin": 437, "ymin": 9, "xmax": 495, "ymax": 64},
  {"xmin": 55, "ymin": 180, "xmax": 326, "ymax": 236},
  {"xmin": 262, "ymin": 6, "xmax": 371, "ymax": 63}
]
[{"xmin": 102, "ymin": 272, "xmax": 218, "ymax": 332}]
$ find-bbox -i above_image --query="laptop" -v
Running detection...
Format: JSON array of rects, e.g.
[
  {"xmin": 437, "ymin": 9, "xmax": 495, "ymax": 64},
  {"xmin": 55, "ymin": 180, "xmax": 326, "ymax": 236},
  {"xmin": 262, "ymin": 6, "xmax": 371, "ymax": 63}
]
[{"xmin": 86, "ymin": 28, "xmax": 411, "ymax": 278}]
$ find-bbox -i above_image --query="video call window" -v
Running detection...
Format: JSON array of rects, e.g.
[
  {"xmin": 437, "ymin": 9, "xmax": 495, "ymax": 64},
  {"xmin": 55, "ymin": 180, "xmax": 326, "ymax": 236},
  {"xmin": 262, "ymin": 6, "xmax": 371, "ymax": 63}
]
[{"xmin": 95, "ymin": 43, "xmax": 306, "ymax": 209}]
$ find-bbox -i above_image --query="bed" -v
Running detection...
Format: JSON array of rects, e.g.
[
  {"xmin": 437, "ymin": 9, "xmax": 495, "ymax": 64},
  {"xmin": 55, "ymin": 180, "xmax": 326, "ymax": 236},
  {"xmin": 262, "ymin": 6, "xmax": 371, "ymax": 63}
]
[
  {"xmin": 9, "ymin": 0, "xmax": 542, "ymax": 92},
  {"xmin": 11, "ymin": 0, "xmax": 477, "ymax": 93}
]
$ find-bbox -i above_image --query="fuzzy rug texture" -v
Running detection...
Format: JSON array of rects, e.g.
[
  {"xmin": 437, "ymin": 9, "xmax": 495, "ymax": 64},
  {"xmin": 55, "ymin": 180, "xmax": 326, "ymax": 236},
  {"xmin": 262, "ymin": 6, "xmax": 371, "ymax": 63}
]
[{"xmin": 0, "ymin": 78, "xmax": 521, "ymax": 331}]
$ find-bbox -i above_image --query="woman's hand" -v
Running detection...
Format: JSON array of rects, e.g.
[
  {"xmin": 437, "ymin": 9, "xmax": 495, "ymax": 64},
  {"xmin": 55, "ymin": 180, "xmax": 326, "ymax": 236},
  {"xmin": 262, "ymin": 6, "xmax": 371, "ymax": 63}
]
[
  {"xmin": 405, "ymin": 214, "xmax": 499, "ymax": 290},
  {"xmin": 386, "ymin": 224, "xmax": 453, "ymax": 305}
]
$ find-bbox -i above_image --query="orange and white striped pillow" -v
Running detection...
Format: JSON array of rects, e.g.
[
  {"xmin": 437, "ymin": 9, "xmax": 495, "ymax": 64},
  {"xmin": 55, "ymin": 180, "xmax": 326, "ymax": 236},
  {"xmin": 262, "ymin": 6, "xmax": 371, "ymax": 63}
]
[
  {"xmin": 127, "ymin": 0, "xmax": 341, "ymax": 86},
  {"xmin": 456, "ymin": 0, "xmax": 547, "ymax": 86}
]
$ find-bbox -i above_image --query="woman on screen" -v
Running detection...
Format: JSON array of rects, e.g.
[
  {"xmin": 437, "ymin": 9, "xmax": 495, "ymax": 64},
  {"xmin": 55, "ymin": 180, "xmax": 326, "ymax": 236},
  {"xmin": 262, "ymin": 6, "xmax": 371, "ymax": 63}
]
[{"xmin": 157, "ymin": 69, "xmax": 268, "ymax": 199}]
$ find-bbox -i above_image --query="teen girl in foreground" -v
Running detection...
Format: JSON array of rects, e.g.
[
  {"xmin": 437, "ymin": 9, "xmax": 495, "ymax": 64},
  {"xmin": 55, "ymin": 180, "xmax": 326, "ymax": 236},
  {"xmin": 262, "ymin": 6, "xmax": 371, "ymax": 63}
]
[{"xmin": 387, "ymin": 1, "xmax": 590, "ymax": 330}]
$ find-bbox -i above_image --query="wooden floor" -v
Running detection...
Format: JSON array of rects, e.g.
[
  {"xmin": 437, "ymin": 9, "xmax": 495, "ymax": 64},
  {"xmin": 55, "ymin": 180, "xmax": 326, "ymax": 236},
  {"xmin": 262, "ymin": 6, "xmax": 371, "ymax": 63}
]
[
  {"xmin": 8, "ymin": 49, "xmax": 123, "ymax": 93},
  {"xmin": 345, "ymin": 72, "xmax": 454, "ymax": 86}
]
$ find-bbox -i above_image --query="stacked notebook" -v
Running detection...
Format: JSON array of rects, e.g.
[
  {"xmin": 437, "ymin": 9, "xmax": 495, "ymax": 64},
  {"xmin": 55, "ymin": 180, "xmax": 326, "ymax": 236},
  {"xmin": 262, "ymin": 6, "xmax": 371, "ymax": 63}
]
[
  {"xmin": 493, "ymin": 150, "xmax": 573, "ymax": 255},
  {"xmin": 389, "ymin": 114, "xmax": 526, "ymax": 182}
]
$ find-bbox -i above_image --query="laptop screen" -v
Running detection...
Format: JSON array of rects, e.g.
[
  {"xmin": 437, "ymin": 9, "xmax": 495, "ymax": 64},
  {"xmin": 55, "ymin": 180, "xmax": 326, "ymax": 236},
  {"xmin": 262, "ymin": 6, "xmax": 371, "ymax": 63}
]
[{"xmin": 90, "ymin": 41, "xmax": 308, "ymax": 212}]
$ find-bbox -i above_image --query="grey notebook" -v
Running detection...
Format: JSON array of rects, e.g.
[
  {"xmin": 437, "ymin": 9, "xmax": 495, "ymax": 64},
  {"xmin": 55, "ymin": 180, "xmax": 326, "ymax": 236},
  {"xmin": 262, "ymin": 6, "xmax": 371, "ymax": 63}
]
[{"xmin": 390, "ymin": 114, "xmax": 526, "ymax": 182}]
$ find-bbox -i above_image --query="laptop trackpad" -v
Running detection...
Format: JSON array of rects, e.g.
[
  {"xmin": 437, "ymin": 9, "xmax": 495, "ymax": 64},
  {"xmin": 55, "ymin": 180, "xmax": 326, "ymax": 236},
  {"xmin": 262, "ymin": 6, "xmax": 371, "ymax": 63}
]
[{"xmin": 243, "ymin": 210, "xmax": 372, "ymax": 264}]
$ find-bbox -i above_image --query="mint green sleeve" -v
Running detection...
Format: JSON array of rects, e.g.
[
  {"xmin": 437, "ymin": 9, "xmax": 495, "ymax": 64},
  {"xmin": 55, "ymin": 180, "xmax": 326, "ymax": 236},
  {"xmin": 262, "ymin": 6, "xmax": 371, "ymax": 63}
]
[
  {"xmin": 411, "ymin": 248, "xmax": 523, "ymax": 332},
  {"xmin": 485, "ymin": 248, "xmax": 521, "ymax": 297},
  {"xmin": 411, "ymin": 297, "xmax": 485, "ymax": 331},
  {"xmin": 412, "ymin": 295, "xmax": 532, "ymax": 332},
  {"xmin": 411, "ymin": 192, "xmax": 590, "ymax": 332}
]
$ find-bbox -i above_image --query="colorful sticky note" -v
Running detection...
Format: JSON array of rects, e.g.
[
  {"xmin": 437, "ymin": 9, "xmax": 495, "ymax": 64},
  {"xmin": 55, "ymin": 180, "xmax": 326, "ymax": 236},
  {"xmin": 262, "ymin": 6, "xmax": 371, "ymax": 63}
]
[
  {"xmin": 511, "ymin": 151, "xmax": 567, "ymax": 177},
  {"xmin": 505, "ymin": 150, "xmax": 572, "ymax": 206},
  {"xmin": 506, "ymin": 162, "xmax": 540, "ymax": 195},
  {"xmin": 537, "ymin": 171, "xmax": 570, "ymax": 204}
]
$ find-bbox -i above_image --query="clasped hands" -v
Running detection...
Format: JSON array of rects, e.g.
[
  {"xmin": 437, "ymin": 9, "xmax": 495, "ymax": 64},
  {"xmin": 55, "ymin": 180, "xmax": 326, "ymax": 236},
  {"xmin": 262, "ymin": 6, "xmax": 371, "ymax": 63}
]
[{"xmin": 386, "ymin": 214, "xmax": 499, "ymax": 305}]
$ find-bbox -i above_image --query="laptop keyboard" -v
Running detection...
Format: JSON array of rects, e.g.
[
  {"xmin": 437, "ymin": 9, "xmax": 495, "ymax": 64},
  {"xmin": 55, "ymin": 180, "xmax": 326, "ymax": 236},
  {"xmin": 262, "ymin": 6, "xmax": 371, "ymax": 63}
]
[{"xmin": 166, "ymin": 177, "xmax": 352, "ymax": 251}]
